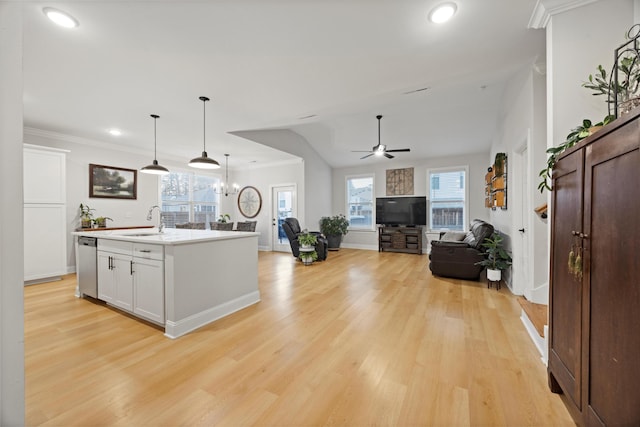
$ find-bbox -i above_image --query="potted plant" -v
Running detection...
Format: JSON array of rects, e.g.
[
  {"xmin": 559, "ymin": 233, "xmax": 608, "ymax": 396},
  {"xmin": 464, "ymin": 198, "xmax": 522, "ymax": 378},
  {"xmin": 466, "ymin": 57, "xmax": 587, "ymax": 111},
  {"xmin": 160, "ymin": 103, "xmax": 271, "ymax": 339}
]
[
  {"xmin": 79, "ymin": 203, "xmax": 94, "ymax": 228},
  {"xmin": 94, "ymin": 216, "xmax": 113, "ymax": 228},
  {"xmin": 583, "ymin": 61, "xmax": 640, "ymax": 115},
  {"xmin": 218, "ymin": 213, "xmax": 231, "ymax": 223},
  {"xmin": 475, "ymin": 233, "xmax": 512, "ymax": 282},
  {"xmin": 297, "ymin": 231, "xmax": 317, "ymax": 265},
  {"xmin": 319, "ymin": 214, "xmax": 349, "ymax": 251}
]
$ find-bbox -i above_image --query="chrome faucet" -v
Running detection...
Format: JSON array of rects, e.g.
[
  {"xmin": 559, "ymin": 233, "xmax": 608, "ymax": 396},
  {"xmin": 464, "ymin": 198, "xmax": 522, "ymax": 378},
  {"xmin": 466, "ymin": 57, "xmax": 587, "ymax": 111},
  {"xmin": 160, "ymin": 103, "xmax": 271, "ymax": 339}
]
[{"xmin": 147, "ymin": 205, "xmax": 164, "ymax": 233}]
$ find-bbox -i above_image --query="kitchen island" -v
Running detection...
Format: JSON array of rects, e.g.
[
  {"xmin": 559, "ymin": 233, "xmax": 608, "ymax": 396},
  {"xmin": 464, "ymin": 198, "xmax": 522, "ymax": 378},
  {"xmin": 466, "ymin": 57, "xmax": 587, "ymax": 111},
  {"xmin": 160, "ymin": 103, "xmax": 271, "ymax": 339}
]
[{"xmin": 72, "ymin": 228, "xmax": 260, "ymax": 338}]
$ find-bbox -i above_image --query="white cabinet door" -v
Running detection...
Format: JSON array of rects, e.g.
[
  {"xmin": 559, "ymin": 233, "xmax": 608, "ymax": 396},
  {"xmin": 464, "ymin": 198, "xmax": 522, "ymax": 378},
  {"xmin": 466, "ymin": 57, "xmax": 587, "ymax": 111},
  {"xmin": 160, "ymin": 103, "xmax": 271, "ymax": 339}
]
[
  {"xmin": 98, "ymin": 250, "xmax": 133, "ymax": 311},
  {"xmin": 23, "ymin": 146, "xmax": 66, "ymax": 204},
  {"xmin": 112, "ymin": 254, "xmax": 133, "ymax": 312},
  {"xmin": 133, "ymin": 257, "xmax": 165, "ymax": 324},
  {"xmin": 97, "ymin": 251, "xmax": 115, "ymax": 303},
  {"xmin": 24, "ymin": 204, "xmax": 67, "ymax": 281}
]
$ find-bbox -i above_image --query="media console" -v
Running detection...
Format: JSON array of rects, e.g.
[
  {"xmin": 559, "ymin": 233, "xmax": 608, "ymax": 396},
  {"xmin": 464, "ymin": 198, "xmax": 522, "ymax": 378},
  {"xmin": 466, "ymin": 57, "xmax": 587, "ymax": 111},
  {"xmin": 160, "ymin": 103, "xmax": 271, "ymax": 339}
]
[{"xmin": 378, "ymin": 225, "xmax": 423, "ymax": 255}]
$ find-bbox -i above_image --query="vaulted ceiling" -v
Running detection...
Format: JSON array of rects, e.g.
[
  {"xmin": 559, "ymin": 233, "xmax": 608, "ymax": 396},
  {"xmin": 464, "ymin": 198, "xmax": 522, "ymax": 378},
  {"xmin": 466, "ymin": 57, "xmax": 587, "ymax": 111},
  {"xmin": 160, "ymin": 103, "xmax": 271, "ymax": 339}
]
[{"xmin": 23, "ymin": 1, "xmax": 545, "ymax": 169}]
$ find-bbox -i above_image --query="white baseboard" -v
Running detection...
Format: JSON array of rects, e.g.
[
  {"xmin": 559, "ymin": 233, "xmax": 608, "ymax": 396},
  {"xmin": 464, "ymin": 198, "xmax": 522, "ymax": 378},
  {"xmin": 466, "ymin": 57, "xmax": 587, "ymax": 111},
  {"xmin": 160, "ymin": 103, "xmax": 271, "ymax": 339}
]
[
  {"xmin": 341, "ymin": 243, "xmax": 377, "ymax": 251},
  {"xmin": 164, "ymin": 291, "xmax": 261, "ymax": 339},
  {"xmin": 525, "ymin": 282, "xmax": 549, "ymax": 305},
  {"xmin": 520, "ymin": 309, "xmax": 548, "ymax": 366}
]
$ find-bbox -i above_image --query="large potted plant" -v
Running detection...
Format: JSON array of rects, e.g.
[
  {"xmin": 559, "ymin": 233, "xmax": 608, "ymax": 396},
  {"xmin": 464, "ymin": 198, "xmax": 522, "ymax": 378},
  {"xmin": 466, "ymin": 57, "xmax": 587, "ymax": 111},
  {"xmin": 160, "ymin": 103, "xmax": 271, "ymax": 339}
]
[
  {"xmin": 319, "ymin": 214, "xmax": 349, "ymax": 251},
  {"xmin": 475, "ymin": 233, "xmax": 512, "ymax": 282}
]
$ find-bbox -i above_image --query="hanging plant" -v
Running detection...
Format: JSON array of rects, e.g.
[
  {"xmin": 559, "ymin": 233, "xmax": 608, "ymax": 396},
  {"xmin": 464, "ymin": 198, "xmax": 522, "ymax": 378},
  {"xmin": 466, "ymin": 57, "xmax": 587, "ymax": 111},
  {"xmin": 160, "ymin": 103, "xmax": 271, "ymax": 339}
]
[{"xmin": 493, "ymin": 152, "xmax": 507, "ymax": 177}]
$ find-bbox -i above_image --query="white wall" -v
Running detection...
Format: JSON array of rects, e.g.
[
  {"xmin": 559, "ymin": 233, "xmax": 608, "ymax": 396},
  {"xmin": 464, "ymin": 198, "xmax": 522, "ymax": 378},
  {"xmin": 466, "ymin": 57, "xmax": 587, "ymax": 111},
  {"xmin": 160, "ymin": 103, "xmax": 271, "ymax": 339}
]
[
  {"xmin": 231, "ymin": 129, "xmax": 333, "ymax": 228},
  {"xmin": 231, "ymin": 159, "xmax": 304, "ymax": 249},
  {"xmin": 0, "ymin": 3, "xmax": 25, "ymax": 425},
  {"xmin": 549, "ymin": 0, "xmax": 634, "ymax": 146},
  {"xmin": 332, "ymin": 152, "xmax": 490, "ymax": 250},
  {"xmin": 489, "ymin": 62, "xmax": 547, "ymax": 298}
]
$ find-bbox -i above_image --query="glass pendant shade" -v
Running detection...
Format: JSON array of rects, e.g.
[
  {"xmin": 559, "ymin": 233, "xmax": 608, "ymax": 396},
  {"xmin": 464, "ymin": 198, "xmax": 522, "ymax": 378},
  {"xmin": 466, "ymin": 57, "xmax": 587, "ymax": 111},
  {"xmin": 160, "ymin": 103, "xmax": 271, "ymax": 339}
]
[
  {"xmin": 189, "ymin": 96, "xmax": 220, "ymax": 169},
  {"xmin": 141, "ymin": 114, "xmax": 170, "ymax": 175}
]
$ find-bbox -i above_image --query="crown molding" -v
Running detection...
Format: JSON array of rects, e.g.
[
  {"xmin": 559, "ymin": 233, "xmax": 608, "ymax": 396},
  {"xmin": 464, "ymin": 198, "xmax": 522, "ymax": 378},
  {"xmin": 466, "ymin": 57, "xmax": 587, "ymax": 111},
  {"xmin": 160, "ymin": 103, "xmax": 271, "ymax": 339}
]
[{"xmin": 529, "ymin": 0, "xmax": 599, "ymax": 29}]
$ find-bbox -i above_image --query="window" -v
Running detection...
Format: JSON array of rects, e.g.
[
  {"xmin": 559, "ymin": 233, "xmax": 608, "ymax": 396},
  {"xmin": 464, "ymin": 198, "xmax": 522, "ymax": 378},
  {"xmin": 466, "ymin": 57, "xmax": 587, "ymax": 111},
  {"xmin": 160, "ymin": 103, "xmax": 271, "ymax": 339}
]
[
  {"xmin": 428, "ymin": 167, "xmax": 468, "ymax": 231},
  {"xmin": 346, "ymin": 175, "xmax": 374, "ymax": 230},
  {"xmin": 160, "ymin": 172, "xmax": 220, "ymax": 228}
]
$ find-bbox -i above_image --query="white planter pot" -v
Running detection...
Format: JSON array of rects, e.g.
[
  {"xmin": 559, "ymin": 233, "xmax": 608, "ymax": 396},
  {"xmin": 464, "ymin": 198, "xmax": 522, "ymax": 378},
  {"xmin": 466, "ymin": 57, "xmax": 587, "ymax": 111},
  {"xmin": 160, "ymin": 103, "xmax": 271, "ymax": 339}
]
[{"xmin": 487, "ymin": 269, "xmax": 501, "ymax": 281}]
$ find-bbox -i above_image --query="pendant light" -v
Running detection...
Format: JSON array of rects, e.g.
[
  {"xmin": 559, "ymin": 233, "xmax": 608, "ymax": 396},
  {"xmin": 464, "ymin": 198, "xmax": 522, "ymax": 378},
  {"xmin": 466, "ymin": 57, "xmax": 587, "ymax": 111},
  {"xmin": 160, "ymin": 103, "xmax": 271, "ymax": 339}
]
[
  {"xmin": 213, "ymin": 154, "xmax": 240, "ymax": 196},
  {"xmin": 140, "ymin": 114, "xmax": 170, "ymax": 175},
  {"xmin": 189, "ymin": 96, "xmax": 220, "ymax": 169}
]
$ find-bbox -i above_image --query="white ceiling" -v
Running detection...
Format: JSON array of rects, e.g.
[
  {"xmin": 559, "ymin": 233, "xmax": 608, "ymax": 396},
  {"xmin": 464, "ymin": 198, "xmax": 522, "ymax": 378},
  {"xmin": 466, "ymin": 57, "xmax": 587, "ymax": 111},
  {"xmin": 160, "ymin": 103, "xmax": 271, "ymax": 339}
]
[{"xmin": 23, "ymin": 1, "xmax": 545, "ymax": 169}]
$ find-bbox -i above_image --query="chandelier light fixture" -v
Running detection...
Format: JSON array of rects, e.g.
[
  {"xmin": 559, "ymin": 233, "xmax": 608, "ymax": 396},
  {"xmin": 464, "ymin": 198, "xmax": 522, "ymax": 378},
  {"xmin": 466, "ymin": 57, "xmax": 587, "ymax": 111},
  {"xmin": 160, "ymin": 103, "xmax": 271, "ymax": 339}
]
[
  {"xmin": 214, "ymin": 154, "xmax": 240, "ymax": 196},
  {"xmin": 140, "ymin": 114, "xmax": 170, "ymax": 175},
  {"xmin": 189, "ymin": 96, "xmax": 220, "ymax": 169}
]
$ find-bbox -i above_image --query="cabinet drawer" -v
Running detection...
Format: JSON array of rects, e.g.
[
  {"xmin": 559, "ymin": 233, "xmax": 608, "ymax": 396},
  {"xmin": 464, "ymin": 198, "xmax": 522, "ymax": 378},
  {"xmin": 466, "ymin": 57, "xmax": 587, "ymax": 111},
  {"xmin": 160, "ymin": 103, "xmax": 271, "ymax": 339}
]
[
  {"xmin": 133, "ymin": 243, "xmax": 163, "ymax": 260},
  {"xmin": 98, "ymin": 239, "xmax": 132, "ymax": 255}
]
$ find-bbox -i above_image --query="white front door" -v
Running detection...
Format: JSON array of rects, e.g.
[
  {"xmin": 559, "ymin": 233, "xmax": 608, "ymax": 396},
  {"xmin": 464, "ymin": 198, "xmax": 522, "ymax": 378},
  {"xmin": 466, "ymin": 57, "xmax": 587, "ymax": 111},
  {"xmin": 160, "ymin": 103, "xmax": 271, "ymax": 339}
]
[{"xmin": 271, "ymin": 185, "xmax": 297, "ymax": 252}]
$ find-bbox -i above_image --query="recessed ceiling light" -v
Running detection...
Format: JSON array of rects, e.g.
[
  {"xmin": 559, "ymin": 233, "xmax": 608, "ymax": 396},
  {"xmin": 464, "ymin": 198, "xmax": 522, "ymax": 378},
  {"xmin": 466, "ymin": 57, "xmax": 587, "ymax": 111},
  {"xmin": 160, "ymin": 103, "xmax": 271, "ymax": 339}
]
[
  {"xmin": 429, "ymin": 2, "xmax": 457, "ymax": 24},
  {"xmin": 108, "ymin": 129, "xmax": 122, "ymax": 136},
  {"xmin": 43, "ymin": 7, "xmax": 79, "ymax": 28}
]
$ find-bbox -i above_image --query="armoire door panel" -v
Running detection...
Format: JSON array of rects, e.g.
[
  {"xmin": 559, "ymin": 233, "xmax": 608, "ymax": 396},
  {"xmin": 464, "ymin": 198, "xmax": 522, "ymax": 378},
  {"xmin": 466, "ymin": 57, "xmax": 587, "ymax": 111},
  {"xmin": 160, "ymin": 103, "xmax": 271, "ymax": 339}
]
[
  {"xmin": 584, "ymin": 135, "xmax": 640, "ymax": 426},
  {"xmin": 549, "ymin": 149, "xmax": 584, "ymax": 410}
]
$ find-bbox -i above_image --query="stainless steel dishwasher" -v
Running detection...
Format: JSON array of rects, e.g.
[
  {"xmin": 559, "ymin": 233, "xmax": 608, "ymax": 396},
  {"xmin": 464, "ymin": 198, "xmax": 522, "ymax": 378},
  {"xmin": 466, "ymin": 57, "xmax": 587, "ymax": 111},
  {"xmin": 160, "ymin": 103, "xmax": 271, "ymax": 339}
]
[{"xmin": 77, "ymin": 236, "xmax": 97, "ymax": 298}]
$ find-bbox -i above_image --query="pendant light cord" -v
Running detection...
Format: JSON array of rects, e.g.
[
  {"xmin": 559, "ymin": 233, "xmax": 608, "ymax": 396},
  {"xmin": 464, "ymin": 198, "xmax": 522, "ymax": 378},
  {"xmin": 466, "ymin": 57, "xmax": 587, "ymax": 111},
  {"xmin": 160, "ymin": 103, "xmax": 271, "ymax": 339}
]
[
  {"xmin": 151, "ymin": 114, "xmax": 160, "ymax": 161},
  {"xmin": 200, "ymin": 96, "xmax": 210, "ymax": 152}
]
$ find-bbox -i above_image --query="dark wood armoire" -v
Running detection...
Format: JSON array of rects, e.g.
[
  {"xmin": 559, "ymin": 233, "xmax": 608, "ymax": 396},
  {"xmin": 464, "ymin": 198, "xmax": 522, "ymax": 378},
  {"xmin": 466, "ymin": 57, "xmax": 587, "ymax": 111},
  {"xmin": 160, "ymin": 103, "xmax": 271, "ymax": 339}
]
[{"xmin": 548, "ymin": 108, "xmax": 640, "ymax": 426}]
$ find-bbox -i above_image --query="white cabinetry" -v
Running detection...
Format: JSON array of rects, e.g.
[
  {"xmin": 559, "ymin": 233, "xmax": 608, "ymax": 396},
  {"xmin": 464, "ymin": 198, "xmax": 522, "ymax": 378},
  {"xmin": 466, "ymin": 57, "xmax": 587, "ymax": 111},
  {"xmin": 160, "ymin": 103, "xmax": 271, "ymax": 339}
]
[
  {"xmin": 23, "ymin": 145, "xmax": 68, "ymax": 282},
  {"xmin": 97, "ymin": 240, "xmax": 164, "ymax": 324}
]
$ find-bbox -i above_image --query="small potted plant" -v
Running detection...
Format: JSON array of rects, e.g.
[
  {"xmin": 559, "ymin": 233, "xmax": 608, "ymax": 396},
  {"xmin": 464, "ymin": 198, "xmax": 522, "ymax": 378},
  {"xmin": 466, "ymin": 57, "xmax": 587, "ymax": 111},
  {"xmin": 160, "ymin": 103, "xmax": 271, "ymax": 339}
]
[
  {"xmin": 79, "ymin": 203, "xmax": 95, "ymax": 229},
  {"xmin": 94, "ymin": 216, "xmax": 113, "ymax": 228},
  {"xmin": 475, "ymin": 233, "xmax": 512, "ymax": 282},
  {"xmin": 319, "ymin": 214, "xmax": 349, "ymax": 250},
  {"xmin": 218, "ymin": 213, "xmax": 231, "ymax": 223},
  {"xmin": 297, "ymin": 231, "xmax": 317, "ymax": 265}
]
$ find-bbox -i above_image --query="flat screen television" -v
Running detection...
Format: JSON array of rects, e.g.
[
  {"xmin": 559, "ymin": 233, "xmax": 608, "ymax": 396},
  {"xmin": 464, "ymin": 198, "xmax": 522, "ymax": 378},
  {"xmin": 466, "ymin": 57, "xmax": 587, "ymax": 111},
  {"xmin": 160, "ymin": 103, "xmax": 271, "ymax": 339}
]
[{"xmin": 376, "ymin": 196, "xmax": 427, "ymax": 226}]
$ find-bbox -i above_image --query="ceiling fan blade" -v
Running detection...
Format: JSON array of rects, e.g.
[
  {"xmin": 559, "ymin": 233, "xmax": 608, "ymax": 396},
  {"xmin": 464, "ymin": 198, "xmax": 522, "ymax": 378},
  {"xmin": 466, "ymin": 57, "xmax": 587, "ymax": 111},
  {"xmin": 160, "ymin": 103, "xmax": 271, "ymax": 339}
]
[
  {"xmin": 384, "ymin": 153, "xmax": 395, "ymax": 159},
  {"xmin": 385, "ymin": 148, "xmax": 411, "ymax": 153},
  {"xmin": 352, "ymin": 150, "xmax": 373, "ymax": 153},
  {"xmin": 360, "ymin": 153, "xmax": 375, "ymax": 160}
]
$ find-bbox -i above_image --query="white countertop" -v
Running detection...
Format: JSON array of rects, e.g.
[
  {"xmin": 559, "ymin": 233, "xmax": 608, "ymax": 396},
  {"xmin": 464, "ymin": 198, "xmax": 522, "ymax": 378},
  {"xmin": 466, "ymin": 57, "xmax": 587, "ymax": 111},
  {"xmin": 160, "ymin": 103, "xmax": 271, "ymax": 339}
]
[{"xmin": 72, "ymin": 228, "xmax": 259, "ymax": 245}]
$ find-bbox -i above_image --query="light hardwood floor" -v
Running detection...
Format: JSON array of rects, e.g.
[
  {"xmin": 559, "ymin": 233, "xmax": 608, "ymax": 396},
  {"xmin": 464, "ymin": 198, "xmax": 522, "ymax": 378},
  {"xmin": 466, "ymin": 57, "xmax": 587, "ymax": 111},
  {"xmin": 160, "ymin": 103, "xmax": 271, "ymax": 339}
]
[{"xmin": 25, "ymin": 249, "xmax": 574, "ymax": 426}]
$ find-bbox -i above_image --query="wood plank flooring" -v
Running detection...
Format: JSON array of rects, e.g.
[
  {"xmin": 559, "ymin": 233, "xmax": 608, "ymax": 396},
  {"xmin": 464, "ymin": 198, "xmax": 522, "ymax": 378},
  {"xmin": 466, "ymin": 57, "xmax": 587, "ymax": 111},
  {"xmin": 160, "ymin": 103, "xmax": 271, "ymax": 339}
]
[{"xmin": 25, "ymin": 249, "xmax": 574, "ymax": 426}]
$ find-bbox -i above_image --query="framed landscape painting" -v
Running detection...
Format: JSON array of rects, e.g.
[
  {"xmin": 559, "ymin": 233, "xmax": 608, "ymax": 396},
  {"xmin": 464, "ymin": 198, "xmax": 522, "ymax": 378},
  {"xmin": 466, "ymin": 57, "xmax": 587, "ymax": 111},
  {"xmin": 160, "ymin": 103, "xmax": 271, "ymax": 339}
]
[{"xmin": 89, "ymin": 164, "xmax": 137, "ymax": 199}]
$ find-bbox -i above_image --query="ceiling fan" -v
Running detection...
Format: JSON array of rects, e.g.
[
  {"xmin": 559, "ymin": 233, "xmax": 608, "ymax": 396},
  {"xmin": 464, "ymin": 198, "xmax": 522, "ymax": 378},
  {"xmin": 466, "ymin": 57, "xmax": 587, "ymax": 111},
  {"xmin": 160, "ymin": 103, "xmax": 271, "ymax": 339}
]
[{"xmin": 353, "ymin": 115, "xmax": 411, "ymax": 160}]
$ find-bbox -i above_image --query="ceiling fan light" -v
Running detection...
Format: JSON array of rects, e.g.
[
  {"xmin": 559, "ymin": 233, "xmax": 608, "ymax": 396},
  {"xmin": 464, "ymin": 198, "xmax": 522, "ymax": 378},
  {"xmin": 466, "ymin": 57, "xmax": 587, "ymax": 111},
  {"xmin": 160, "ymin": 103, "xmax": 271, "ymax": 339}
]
[{"xmin": 189, "ymin": 152, "xmax": 220, "ymax": 169}]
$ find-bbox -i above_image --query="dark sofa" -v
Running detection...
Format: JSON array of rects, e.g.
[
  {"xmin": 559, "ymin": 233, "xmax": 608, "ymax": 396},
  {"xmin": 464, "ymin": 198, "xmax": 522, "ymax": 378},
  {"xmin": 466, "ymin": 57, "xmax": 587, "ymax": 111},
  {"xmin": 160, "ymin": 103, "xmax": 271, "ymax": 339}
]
[{"xmin": 428, "ymin": 219, "xmax": 494, "ymax": 280}]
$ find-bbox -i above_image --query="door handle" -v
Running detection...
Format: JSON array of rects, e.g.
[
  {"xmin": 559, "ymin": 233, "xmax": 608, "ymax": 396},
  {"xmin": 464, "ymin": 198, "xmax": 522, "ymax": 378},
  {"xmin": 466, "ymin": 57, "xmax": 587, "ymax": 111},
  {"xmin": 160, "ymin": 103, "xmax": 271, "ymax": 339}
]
[
  {"xmin": 518, "ymin": 228, "xmax": 525, "ymax": 233},
  {"xmin": 130, "ymin": 260, "xmax": 134, "ymax": 275}
]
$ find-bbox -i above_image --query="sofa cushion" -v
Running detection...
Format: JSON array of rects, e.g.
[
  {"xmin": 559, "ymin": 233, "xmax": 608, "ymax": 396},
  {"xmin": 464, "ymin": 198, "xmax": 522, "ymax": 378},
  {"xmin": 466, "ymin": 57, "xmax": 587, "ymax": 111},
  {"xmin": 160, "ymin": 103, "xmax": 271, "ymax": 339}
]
[
  {"xmin": 463, "ymin": 219, "xmax": 494, "ymax": 250},
  {"xmin": 441, "ymin": 231, "xmax": 466, "ymax": 242}
]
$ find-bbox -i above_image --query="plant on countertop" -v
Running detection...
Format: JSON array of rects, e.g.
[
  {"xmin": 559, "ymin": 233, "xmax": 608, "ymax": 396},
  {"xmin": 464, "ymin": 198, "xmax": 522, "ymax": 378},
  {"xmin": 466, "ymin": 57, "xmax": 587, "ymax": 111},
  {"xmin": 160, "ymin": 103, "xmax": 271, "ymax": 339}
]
[
  {"xmin": 298, "ymin": 231, "xmax": 318, "ymax": 248},
  {"xmin": 79, "ymin": 203, "xmax": 95, "ymax": 228},
  {"xmin": 475, "ymin": 233, "xmax": 512, "ymax": 272},
  {"xmin": 94, "ymin": 216, "xmax": 113, "ymax": 228},
  {"xmin": 319, "ymin": 214, "xmax": 349, "ymax": 237},
  {"xmin": 538, "ymin": 115, "xmax": 614, "ymax": 192},
  {"xmin": 218, "ymin": 213, "xmax": 231, "ymax": 223}
]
